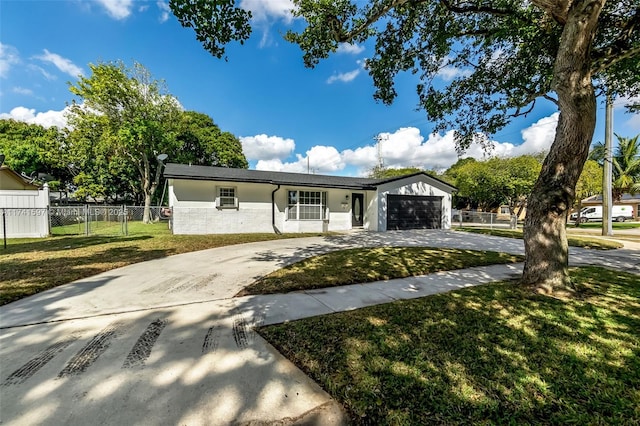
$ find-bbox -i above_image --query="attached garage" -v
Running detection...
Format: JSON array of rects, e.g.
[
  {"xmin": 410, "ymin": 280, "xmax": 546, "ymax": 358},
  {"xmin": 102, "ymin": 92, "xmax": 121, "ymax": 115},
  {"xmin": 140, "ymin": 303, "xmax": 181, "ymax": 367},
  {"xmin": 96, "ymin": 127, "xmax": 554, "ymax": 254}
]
[{"xmin": 387, "ymin": 195, "xmax": 442, "ymax": 230}]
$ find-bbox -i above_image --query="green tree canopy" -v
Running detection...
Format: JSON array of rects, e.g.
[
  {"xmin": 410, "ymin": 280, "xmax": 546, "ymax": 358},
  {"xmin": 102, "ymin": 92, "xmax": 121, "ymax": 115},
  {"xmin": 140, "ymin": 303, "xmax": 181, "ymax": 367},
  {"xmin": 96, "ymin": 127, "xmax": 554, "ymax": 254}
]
[
  {"xmin": 0, "ymin": 119, "xmax": 71, "ymax": 190},
  {"xmin": 590, "ymin": 134, "xmax": 640, "ymax": 200},
  {"xmin": 170, "ymin": 0, "xmax": 640, "ymax": 292},
  {"xmin": 368, "ymin": 166, "xmax": 424, "ymax": 179},
  {"xmin": 574, "ymin": 159, "xmax": 603, "ymax": 204},
  {"xmin": 447, "ymin": 155, "xmax": 541, "ymax": 213},
  {"xmin": 175, "ymin": 111, "xmax": 248, "ymax": 168},
  {"xmin": 68, "ymin": 61, "xmax": 182, "ymax": 222}
]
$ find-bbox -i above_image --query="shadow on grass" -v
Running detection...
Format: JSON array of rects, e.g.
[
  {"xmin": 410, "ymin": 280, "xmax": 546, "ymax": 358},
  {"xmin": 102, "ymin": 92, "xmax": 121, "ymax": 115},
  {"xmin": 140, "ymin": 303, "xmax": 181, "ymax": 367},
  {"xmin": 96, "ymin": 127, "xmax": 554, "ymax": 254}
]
[
  {"xmin": 242, "ymin": 247, "xmax": 523, "ymax": 295},
  {"xmin": 0, "ymin": 246, "xmax": 172, "ymax": 305},
  {"xmin": 260, "ymin": 266, "xmax": 640, "ymax": 424},
  {"xmin": 1, "ymin": 235, "xmax": 154, "ymax": 254}
]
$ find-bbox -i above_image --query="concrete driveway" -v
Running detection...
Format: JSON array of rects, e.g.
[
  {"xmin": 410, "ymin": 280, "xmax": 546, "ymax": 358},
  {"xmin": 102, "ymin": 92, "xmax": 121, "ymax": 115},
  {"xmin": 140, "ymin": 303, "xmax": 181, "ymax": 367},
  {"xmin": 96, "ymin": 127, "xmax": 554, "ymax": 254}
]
[{"xmin": 1, "ymin": 230, "xmax": 638, "ymax": 425}]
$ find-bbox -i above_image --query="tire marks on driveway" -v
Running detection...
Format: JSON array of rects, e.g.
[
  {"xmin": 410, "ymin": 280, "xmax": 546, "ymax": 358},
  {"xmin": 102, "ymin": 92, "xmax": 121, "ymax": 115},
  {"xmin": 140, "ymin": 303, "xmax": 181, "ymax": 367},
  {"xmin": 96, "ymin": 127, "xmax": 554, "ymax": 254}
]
[
  {"xmin": 232, "ymin": 314, "xmax": 265, "ymax": 349},
  {"xmin": 122, "ymin": 319, "xmax": 167, "ymax": 369},
  {"xmin": 3, "ymin": 337, "xmax": 77, "ymax": 386},
  {"xmin": 3, "ymin": 312, "xmax": 268, "ymax": 387},
  {"xmin": 202, "ymin": 326, "xmax": 220, "ymax": 354},
  {"xmin": 58, "ymin": 321, "xmax": 122, "ymax": 377}
]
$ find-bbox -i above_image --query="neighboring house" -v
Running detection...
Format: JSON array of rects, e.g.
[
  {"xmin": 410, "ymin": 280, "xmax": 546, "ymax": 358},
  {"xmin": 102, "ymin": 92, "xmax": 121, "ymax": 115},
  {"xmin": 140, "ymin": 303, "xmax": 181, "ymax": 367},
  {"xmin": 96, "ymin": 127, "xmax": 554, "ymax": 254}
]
[
  {"xmin": 0, "ymin": 165, "xmax": 50, "ymax": 238},
  {"xmin": 580, "ymin": 193, "xmax": 640, "ymax": 219},
  {"xmin": 0, "ymin": 165, "xmax": 39, "ymax": 190},
  {"xmin": 164, "ymin": 163, "xmax": 457, "ymax": 234}
]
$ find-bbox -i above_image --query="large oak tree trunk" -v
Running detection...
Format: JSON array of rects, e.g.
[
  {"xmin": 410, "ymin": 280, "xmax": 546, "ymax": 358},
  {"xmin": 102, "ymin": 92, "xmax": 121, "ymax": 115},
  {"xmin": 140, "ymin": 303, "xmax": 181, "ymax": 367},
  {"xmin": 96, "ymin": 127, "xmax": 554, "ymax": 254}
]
[{"xmin": 522, "ymin": 0, "xmax": 604, "ymax": 294}]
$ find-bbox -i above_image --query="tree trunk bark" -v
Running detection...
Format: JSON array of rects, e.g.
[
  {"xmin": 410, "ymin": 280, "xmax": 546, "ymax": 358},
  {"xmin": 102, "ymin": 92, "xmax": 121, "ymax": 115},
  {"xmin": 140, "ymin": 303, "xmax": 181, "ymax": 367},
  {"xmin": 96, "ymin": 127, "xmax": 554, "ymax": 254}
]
[
  {"xmin": 521, "ymin": 0, "xmax": 604, "ymax": 294},
  {"xmin": 143, "ymin": 192, "xmax": 152, "ymax": 223}
]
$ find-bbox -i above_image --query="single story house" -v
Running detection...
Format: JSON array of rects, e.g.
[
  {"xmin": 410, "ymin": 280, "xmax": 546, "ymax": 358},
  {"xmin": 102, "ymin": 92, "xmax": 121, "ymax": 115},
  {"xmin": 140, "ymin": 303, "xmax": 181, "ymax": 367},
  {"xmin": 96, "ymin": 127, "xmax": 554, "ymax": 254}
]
[{"xmin": 164, "ymin": 163, "xmax": 457, "ymax": 234}]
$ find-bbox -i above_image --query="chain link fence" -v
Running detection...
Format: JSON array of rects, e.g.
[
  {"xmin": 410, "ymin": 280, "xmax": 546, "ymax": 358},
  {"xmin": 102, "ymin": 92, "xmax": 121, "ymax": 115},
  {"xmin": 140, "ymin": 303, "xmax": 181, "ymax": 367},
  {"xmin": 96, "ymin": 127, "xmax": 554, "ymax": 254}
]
[
  {"xmin": 451, "ymin": 210, "xmax": 519, "ymax": 229},
  {"xmin": 0, "ymin": 205, "xmax": 171, "ymax": 239}
]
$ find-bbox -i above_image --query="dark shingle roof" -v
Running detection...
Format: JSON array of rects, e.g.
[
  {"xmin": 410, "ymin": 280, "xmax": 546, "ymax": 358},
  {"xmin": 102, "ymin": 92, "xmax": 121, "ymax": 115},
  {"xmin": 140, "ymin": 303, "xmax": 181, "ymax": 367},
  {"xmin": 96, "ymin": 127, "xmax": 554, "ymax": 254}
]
[{"xmin": 163, "ymin": 164, "xmax": 456, "ymax": 191}]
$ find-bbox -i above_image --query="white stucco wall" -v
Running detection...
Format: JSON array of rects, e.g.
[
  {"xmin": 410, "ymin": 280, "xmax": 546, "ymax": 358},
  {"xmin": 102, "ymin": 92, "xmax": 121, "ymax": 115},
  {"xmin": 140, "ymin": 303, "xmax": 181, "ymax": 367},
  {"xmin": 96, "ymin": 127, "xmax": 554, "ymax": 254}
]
[
  {"xmin": 376, "ymin": 175, "xmax": 453, "ymax": 231},
  {"xmin": 168, "ymin": 175, "xmax": 453, "ymax": 234},
  {"xmin": 169, "ymin": 180, "xmax": 369, "ymax": 234}
]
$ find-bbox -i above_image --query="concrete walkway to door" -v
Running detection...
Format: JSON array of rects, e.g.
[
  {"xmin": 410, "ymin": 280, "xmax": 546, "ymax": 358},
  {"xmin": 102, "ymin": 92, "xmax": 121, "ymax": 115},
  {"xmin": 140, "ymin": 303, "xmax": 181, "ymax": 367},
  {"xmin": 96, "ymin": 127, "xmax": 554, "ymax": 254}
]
[{"xmin": 1, "ymin": 230, "xmax": 638, "ymax": 425}]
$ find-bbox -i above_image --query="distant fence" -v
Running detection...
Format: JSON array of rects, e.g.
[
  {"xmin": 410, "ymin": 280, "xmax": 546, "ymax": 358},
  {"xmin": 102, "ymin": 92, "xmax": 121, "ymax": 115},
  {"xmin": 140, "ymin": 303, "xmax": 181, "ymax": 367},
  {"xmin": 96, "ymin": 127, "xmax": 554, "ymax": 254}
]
[
  {"xmin": 0, "ymin": 205, "xmax": 170, "ymax": 239},
  {"xmin": 451, "ymin": 210, "xmax": 519, "ymax": 230}
]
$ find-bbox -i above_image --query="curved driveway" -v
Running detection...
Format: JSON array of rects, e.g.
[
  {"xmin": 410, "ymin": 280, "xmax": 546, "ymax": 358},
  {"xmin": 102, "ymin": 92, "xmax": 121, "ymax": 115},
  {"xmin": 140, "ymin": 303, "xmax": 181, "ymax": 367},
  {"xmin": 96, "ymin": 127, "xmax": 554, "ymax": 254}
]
[{"xmin": 1, "ymin": 230, "xmax": 638, "ymax": 425}]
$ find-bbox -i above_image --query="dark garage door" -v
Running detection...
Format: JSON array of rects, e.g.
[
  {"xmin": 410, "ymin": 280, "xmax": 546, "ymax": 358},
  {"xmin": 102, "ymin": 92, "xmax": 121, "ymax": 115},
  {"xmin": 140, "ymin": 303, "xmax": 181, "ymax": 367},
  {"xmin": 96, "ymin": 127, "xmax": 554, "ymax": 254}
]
[{"xmin": 387, "ymin": 195, "xmax": 442, "ymax": 230}]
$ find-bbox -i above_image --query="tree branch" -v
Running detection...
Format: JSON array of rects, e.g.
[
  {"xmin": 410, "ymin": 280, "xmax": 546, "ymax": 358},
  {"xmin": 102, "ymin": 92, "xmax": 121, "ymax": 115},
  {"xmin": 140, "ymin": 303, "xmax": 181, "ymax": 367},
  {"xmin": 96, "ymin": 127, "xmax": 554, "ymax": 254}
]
[
  {"xmin": 342, "ymin": 0, "xmax": 413, "ymax": 42},
  {"xmin": 592, "ymin": 45, "xmax": 640, "ymax": 75},
  {"xmin": 439, "ymin": 0, "xmax": 518, "ymax": 17},
  {"xmin": 529, "ymin": 0, "xmax": 571, "ymax": 24}
]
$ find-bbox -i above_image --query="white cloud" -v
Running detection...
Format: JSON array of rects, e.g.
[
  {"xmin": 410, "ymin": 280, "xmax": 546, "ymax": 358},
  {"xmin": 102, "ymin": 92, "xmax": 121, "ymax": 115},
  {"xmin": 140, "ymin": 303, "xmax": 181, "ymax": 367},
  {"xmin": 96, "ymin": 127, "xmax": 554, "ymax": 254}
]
[
  {"xmin": 0, "ymin": 106, "xmax": 71, "ymax": 129},
  {"xmin": 615, "ymin": 95, "xmax": 640, "ymax": 132},
  {"xmin": 626, "ymin": 113, "xmax": 640, "ymax": 131},
  {"xmin": 337, "ymin": 43, "xmax": 365, "ymax": 55},
  {"xmin": 0, "ymin": 43, "xmax": 20, "ymax": 78},
  {"xmin": 157, "ymin": 1, "xmax": 171, "ymax": 23},
  {"xmin": 35, "ymin": 49, "xmax": 84, "ymax": 78},
  {"xmin": 28, "ymin": 64, "xmax": 56, "ymax": 81},
  {"xmin": 12, "ymin": 87, "xmax": 33, "ymax": 96},
  {"xmin": 95, "ymin": 0, "xmax": 133, "ymax": 20},
  {"xmin": 437, "ymin": 65, "xmax": 472, "ymax": 81},
  {"xmin": 240, "ymin": 134, "xmax": 295, "ymax": 160},
  {"xmin": 513, "ymin": 113, "xmax": 558, "ymax": 155},
  {"xmin": 327, "ymin": 69, "xmax": 361, "ymax": 84},
  {"xmin": 436, "ymin": 56, "xmax": 473, "ymax": 81},
  {"xmin": 256, "ymin": 145, "xmax": 345, "ymax": 173},
  {"xmin": 251, "ymin": 115, "xmax": 560, "ymax": 176},
  {"xmin": 240, "ymin": 0, "xmax": 294, "ymax": 22}
]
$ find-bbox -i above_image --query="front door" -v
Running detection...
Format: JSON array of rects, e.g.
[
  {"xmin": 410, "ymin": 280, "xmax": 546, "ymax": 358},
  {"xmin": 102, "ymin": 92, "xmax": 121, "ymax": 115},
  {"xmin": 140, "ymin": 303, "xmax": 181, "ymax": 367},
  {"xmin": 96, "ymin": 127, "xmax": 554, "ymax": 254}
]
[{"xmin": 352, "ymin": 193, "xmax": 364, "ymax": 227}]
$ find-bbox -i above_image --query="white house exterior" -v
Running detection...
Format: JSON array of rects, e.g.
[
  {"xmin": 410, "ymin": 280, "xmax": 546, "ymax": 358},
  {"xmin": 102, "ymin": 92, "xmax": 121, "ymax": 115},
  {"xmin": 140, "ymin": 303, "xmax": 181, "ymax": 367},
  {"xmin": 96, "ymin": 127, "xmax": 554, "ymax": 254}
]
[{"xmin": 164, "ymin": 164, "xmax": 456, "ymax": 234}]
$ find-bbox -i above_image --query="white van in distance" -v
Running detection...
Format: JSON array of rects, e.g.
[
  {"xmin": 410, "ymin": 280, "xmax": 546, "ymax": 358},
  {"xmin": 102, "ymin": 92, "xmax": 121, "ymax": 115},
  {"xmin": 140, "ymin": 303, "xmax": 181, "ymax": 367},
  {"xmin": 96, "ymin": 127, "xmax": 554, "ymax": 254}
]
[{"xmin": 570, "ymin": 205, "xmax": 634, "ymax": 223}]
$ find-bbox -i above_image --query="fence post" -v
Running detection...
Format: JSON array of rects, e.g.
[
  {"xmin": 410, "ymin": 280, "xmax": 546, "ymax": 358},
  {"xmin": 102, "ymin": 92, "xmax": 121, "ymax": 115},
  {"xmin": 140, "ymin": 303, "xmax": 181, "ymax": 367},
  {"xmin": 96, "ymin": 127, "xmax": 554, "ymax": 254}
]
[
  {"xmin": 47, "ymin": 205, "xmax": 51, "ymax": 236},
  {"xmin": 2, "ymin": 209, "xmax": 6, "ymax": 249},
  {"xmin": 85, "ymin": 205, "xmax": 89, "ymax": 236},
  {"xmin": 490, "ymin": 212, "xmax": 494, "ymax": 230},
  {"xmin": 124, "ymin": 206, "xmax": 128, "ymax": 236}
]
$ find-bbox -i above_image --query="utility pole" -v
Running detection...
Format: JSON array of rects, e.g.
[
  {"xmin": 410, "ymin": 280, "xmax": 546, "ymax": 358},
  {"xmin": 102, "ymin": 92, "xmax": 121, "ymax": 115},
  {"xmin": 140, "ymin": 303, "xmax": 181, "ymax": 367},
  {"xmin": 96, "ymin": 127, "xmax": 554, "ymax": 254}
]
[
  {"xmin": 374, "ymin": 135, "xmax": 387, "ymax": 170},
  {"xmin": 602, "ymin": 92, "xmax": 613, "ymax": 236}
]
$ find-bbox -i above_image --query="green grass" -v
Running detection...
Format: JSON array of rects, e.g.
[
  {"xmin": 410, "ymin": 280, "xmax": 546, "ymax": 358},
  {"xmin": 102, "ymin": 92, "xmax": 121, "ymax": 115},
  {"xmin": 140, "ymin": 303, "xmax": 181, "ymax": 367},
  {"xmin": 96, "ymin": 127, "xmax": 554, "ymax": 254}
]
[
  {"xmin": 0, "ymin": 226, "xmax": 323, "ymax": 305},
  {"xmin": 458, "ymin": 228, "xmax": 623, "ymax": 249},
  {"xmin": 240, "ymin": 247, "xmax": 523, "ymax": 296},
  {"xmin": 261, "ymin": 266, "xmax": 640, "ymax": 425}
]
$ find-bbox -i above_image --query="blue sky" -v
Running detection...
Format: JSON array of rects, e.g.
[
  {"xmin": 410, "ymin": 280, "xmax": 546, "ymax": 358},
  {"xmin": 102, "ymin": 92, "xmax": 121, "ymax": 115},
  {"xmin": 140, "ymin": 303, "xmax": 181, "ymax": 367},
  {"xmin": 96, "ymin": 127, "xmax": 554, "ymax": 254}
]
[{"xmin": 1, "ymin": 0, "xmax": 638, "ymax": 176}]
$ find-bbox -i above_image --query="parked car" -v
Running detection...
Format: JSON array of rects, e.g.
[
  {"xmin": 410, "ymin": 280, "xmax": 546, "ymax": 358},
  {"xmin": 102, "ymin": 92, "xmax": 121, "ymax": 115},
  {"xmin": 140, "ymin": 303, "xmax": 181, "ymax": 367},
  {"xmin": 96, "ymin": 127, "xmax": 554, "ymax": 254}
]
[{"xmin": 570, "ymin": 205, "xmax": 634, "ymax": 223}]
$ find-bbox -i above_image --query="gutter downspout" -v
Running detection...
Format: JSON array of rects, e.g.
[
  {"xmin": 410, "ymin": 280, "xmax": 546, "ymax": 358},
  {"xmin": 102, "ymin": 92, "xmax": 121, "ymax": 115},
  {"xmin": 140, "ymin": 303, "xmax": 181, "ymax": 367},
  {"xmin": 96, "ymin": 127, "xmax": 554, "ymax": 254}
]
[{"xmin": 272, "ymin": 184, "xmax": 281, "ymax": 234}]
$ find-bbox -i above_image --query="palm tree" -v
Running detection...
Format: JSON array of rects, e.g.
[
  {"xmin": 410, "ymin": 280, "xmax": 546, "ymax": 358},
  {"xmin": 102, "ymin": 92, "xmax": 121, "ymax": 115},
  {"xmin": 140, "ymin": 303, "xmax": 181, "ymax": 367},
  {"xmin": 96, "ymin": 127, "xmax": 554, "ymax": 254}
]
[{"xmin": 589, "ymin": 133, "xmax": 640, "ymax": 201}]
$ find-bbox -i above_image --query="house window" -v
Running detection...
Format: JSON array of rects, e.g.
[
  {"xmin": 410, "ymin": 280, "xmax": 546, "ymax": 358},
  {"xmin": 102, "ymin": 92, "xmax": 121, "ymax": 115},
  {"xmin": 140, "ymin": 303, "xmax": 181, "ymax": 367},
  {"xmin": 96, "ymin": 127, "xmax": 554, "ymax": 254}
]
[
  {"xmin": 500, "ymin": 206, "xmax": 510, "ymax": 215},
  {"xmin": 217, "ymin": 187, "xmax": 237, "ymax": 208},
  {"xmin": 287, "ymin": 190, "xmax": 327, "ymax": 220}
]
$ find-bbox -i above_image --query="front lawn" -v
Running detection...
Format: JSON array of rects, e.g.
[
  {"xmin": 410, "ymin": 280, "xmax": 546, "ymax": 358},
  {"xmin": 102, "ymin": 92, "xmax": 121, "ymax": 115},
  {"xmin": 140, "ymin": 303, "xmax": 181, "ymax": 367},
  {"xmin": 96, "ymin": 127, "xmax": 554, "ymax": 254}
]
[
  {"xmin": 261, "ymin": 266, "xmax": 640, "ymax": 424},
  {"xmin": 0, "ymin": 227, "xmax": 323, "ymax": 305},
  {"xmin": 573, "ymin": 221, "xmax": 640, "ymax": 229},
  {"xmin": 458, "ymin": 228, "xmax": 623, "ymax": 249},
  {"xmin": 239, "ymin": 247, "xmax": 523, "ymax": 295}
]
